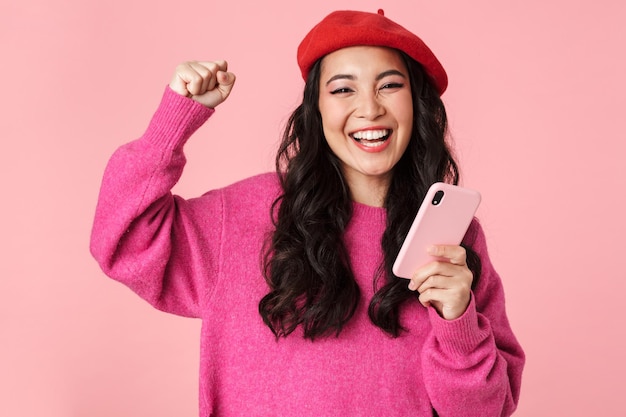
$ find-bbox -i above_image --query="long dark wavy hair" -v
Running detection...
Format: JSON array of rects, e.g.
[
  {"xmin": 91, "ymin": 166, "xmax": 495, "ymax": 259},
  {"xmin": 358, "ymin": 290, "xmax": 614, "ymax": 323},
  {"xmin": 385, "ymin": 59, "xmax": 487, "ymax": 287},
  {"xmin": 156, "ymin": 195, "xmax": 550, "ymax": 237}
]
[{"xmin": 259, "ymin": 50, "xmax": 481, "ymax": 340}]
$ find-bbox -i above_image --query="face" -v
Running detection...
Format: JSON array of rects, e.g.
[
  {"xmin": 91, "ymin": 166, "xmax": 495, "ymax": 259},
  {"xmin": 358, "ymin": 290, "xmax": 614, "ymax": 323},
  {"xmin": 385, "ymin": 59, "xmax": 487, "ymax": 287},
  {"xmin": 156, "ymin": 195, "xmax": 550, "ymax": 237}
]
[{"xmin": 318, "ymin": 46, "xmax": 413, "ymax": 197}]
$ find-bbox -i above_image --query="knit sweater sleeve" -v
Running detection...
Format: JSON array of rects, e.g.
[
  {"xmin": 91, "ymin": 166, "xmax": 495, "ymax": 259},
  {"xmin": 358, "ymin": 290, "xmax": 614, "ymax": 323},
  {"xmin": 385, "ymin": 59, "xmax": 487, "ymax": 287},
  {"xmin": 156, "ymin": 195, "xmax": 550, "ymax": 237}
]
[
  {"xmin": 421, "ymin": 219, "xmax": 525, "ymax": 417},
  {"xmin": 90, "ymin": 86, "xmax": 218, "ymax": 318}
]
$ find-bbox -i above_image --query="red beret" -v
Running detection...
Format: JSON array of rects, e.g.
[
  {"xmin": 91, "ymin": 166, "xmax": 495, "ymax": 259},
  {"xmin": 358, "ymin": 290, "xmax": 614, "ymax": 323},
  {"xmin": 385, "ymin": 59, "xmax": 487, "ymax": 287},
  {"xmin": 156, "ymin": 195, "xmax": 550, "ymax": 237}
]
[{"xmin": 297, "ymin": 9, "xmax": 448, "ymax": 95}]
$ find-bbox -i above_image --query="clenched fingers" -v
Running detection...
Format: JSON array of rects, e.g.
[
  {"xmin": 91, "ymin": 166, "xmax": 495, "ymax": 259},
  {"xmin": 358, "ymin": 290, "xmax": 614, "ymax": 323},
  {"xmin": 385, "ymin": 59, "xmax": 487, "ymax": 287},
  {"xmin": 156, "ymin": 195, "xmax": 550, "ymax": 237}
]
[
  {"xmin": 169, "ymin": 60, "xmax": 235, "ymax": 108},
  {"xmin": 407, "ymin": 245, "xmax": 473, "ymax": 320}
]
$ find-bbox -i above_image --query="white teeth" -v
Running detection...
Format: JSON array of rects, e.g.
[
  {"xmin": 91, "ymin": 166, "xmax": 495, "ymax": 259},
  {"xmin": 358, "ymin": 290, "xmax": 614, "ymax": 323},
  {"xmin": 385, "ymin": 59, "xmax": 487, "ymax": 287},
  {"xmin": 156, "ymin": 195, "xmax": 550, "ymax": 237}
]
[
  {"xmin": 359, "ymin": 140, "xmax": 386, "ymax": 148},
  {"xmin": 352, "ymin": 129, "xmax": 389, "ymax": 140}
]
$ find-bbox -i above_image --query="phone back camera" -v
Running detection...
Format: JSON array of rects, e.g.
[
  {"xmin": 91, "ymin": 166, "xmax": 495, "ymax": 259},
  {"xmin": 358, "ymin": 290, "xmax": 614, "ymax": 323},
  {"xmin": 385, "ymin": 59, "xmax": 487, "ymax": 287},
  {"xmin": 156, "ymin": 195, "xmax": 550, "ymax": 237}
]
[{"xmin": 432, "ymin": 190, "xmax": 445, "ymax": 206}]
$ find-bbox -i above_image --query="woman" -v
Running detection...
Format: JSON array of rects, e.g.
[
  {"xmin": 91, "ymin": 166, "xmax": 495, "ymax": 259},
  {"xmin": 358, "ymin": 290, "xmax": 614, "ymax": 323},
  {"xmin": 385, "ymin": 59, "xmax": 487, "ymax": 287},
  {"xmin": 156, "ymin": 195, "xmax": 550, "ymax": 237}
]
[{"xmin": 91, "ymin": 9, "xmax": 524, "ymax": 416}]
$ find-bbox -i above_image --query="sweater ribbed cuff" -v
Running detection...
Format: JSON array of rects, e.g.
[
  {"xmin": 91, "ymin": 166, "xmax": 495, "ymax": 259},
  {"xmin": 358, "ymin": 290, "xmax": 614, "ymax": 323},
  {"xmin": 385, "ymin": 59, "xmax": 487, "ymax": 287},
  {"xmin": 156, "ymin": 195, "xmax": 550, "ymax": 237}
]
[
  {"xmin": 143, "ymin": 86, "xmax": 215, "ymax": 151},
  {"xmin": 428, "ymin": 295, "xmax": 491, "ymax": 355}
]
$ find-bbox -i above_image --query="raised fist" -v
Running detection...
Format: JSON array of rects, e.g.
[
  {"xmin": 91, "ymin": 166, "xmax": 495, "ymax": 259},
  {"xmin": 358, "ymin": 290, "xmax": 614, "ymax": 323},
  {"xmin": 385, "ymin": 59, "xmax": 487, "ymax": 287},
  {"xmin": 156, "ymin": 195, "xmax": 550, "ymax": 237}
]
[{"xmin": 169, "ymin": 60, "xmax": 236, "ymax": 108}]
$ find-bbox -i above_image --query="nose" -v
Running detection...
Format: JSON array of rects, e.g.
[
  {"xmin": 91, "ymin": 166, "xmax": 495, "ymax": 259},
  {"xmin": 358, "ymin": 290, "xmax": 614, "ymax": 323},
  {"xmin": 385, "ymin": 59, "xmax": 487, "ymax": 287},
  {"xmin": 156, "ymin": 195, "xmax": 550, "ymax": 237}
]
[{"xmin": 354, "ymin": 91, "xmax": 385, "ymax": 120}]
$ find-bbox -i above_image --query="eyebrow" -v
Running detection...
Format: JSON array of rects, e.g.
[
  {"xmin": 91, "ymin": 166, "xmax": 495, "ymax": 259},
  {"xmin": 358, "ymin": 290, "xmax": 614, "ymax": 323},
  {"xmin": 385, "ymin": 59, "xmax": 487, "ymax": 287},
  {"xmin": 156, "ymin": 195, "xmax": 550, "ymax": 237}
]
[{"xmin": 325, "ymin": 69, "xmax": 407, "ymax": 86}]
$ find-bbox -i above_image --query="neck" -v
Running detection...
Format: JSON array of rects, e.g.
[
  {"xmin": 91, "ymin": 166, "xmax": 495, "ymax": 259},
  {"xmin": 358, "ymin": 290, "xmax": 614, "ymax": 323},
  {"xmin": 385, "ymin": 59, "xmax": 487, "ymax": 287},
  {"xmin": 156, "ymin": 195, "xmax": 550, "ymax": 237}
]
[{"xmin": 345, "ymin": 173, "xmax": 391, "ymax": 208}]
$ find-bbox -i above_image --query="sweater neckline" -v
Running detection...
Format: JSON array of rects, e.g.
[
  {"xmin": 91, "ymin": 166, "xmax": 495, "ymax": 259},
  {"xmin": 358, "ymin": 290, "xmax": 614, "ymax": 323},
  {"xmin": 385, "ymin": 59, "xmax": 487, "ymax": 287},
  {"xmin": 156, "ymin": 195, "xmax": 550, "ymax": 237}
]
[{"xmin": 350, "ymin": 201, "xmax": 387, "ymax": 226}]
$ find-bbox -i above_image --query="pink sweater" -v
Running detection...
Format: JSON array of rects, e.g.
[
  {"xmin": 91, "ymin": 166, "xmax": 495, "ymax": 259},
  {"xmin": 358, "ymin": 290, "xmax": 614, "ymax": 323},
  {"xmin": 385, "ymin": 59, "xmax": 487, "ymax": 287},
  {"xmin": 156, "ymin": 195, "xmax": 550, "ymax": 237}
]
[{"xmin": 90, "ymin": 87, "xmax": 524, "ymax": 416}]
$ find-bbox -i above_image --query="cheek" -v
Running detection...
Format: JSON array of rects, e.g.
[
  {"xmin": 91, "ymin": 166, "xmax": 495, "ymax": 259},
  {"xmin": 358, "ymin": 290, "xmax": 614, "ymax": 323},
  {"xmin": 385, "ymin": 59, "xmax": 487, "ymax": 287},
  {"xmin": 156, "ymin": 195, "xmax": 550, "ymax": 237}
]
[
  {"xmin": 397, "ymin": 103, "xmax": 414, "ymax": 151},
  {"xmin": 399, "ymin": 95, "xmax": 414, "ymax": 124},
  {"xmin": 398, "ymin": 100, "xmax": 414, "ymax": 135},
  {"xmin": 319, "ymin": 102, "xmax": 344, "ymax": 134}
]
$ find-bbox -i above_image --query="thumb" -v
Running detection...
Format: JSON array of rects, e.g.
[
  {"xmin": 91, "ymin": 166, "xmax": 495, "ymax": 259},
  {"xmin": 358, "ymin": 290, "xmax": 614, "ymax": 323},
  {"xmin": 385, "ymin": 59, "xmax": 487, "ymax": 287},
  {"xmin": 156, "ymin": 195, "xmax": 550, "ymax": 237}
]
[{"xmin": 216, "ymin": 70, "xmax": 236, "ymax": 99}]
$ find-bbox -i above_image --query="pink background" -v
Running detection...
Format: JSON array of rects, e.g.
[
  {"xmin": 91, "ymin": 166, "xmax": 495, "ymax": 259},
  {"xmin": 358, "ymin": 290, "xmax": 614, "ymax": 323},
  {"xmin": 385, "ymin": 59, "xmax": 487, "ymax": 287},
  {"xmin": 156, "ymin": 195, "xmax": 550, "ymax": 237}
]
[{"xmin": 1, "ymin": 0, "xmax": 625, "ymax": 415}]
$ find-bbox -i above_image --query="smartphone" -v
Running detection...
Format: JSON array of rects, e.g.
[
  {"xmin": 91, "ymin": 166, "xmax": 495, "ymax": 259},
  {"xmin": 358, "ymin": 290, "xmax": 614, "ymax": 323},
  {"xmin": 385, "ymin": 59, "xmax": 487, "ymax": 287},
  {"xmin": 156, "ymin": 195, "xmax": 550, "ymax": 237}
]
[{"xmin": 392, "ymin": 182, "xmax": 481, "ymax": 279}]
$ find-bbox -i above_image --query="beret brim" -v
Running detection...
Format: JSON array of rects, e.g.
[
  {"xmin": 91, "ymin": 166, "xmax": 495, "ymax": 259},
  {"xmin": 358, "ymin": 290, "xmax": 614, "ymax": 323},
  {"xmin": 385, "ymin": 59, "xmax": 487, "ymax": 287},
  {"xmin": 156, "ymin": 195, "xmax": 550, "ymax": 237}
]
[{"xmin": 297, "ymin": 9, "xmax": 448, "ymax": 95}]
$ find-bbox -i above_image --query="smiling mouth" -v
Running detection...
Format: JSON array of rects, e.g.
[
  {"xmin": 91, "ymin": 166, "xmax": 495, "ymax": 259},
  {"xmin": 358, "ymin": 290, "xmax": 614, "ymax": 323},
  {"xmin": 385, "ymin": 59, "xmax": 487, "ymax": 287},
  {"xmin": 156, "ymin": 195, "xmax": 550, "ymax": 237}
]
[{"xmin": 350, "ymin": 129, "xmax": 391, "ymax": 148}]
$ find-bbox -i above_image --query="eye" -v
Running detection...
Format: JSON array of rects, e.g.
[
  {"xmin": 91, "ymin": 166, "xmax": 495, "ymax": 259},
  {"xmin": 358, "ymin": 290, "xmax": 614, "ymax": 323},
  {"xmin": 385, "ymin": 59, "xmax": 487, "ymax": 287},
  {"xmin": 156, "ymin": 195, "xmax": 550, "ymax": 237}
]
[
  {"xmin": 380, "ymin": 82, "xmax": 404, "ymax": 90},
  {"xmin": 330, "ymin": 87, "xmax": 354, "ymax": 95}
]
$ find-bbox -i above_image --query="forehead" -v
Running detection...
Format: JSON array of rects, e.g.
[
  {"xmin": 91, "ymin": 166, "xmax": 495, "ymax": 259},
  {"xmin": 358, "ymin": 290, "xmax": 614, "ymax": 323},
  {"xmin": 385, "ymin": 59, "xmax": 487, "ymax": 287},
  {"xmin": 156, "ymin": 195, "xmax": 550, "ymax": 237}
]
[{"xmin": 319, "ymin": 46, "xmax": 407, "ymax": 76}]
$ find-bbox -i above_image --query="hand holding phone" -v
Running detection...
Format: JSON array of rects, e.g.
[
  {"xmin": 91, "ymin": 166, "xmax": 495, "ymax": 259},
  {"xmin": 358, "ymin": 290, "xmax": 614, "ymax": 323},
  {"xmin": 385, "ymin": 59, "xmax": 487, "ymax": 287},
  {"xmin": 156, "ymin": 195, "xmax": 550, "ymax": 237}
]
[{"xmin": 392, "ymin": 183, "xmax": 481, "ymax": 279}]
